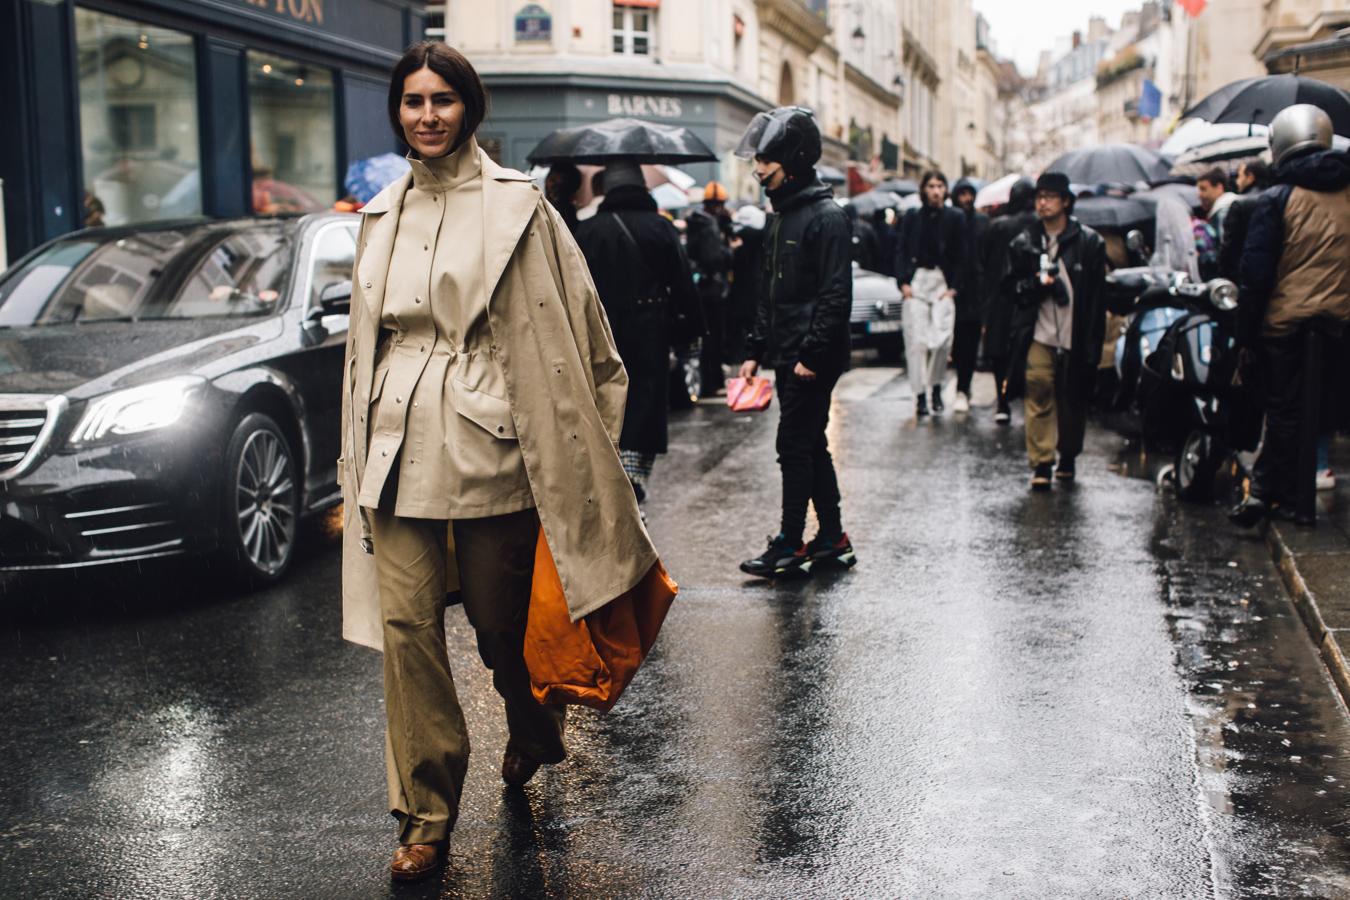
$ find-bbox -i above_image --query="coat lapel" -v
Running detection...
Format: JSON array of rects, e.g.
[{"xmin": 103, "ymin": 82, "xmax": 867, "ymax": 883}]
[
  {"xmin": 481, "ymin": 153, "xmax": 542, "ymax": 308},
  {"xmin": 356, "ymin": 173, "xmax": 412, "ymax": 323}
]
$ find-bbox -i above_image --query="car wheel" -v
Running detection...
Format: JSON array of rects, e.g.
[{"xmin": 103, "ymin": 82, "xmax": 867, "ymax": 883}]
[
  {"xmin": 221, "ymin": 413, "xmax": 299, "ymax": 586},
  {"xmin": 1175, "ymin": 429, "xmax": 1217, "ymax": 502}
]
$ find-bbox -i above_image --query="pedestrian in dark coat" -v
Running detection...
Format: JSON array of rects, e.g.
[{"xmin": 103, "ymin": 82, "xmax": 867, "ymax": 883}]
[
  {"xmin": 734, "ymin": 105, "xmax": 856, "ymax": 577},
  {"xmin": 545, "ymin": 162, "xmax": 582, "ymax": 235},
  {"xmin": 686, "ymin": 182, "xmax": 735, "ymax": 396},
  {"xmin": 1229, "ymin": 106, "xmax": 1350, "ymax": 527},
  {"xmin": 575, "ymin": 161, "xmax": 701, "ymax": 509},
  {"xmin": 1003, "ymin": 172, "xmax": 1108, "ymax": 490},
  {"xmin": 895, "ymin": 172, "xmax": 965, "ymax": 416},
  {"xmin": 983, "ymin": 177, "xmax": 1037, "ymax": 423},
  {"xmin": 844, "ymin": 203, "xmax": 881, "ymax": 271},
  {"xmin": 727, "ymin": 204, "xmax": 767, "ymax": 363},
  {"xmin": 1217, "ymin": 159, "xmax": 1271, "ymax": 282},
  {"xmin": 951, "ymin": 177, "xmax": 992, "ymax": 412}
]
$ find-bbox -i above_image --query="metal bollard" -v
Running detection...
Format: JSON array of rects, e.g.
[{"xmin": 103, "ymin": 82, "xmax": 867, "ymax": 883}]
[{"xmin": 1296, "ymin": 324, "xmax": 1324, "ymax": 526}]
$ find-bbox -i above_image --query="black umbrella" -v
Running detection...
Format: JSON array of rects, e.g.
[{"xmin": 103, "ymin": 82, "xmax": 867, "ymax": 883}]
[
  {"xmin": 1135, "ymin": 182, "xmax": 1200, "ymax": 212},
  {"xmin": 1183, "ymin": 74, "xmax": 1350, "ymax": 136},
  {"xmin": 847, "ymin": 190, "xmax": 901, "ymax": 217},
  {"xmin": 1073, "ymin": 195, "xmax": 1153, "ymax": 231},
  {"xmin": 817, "ymin": 164, "xmax": 847, "ymax": 185},
  {"xmin": 527, "ymin": 117, "xmax": 717, "ymax": 165},
  {"xmin": 876, "ymin": 178, "xmax": 918, "ymax": 196},
  {"xmin": 1045, "ymin": 144, "xmax": 1172, "ymax": 186}
]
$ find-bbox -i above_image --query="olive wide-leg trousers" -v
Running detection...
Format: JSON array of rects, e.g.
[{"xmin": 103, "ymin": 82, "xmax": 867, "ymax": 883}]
[{"xmin": 370, "ymin": 505, "xmax": 566, "ymax": 845}]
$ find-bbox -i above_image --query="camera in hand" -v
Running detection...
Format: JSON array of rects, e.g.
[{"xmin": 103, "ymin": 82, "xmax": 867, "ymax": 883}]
[{"xmin": 1039, "ymin": 253, "xmax": 1070, "ymax": 307}]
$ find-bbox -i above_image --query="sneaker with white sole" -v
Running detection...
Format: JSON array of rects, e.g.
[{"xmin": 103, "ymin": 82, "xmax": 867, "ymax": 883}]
[
  {"xmin": 953, "ymin": 392, "xmax": 970, "ymax": 413},
  {"xmin": 1317, "ymin": 468, "xmax": 1336, "ymax": 491}
]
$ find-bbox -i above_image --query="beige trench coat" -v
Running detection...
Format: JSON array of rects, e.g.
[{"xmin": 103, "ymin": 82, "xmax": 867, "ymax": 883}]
[{"xmin": 339, "ymin": 149, "xmax": 657, "ymax": 651}]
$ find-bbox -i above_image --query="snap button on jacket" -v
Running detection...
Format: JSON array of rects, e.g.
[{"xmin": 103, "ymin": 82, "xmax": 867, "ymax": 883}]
[{"xmin": 340, "ymin": 146, "xmax": 676, "ymax": 673}]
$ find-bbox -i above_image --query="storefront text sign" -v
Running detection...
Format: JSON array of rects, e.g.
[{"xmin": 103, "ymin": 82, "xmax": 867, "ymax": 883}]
[
  {"xmin": 607, "ymin": 94, "xmax": 682, "ymax": 118},
  {"xmin": 244, "ymin": 0, "xmax": 325, "ymax": 26},
  {"xmin": 515, "ymin": 5, "xmax": 551, "ymax": 42}
]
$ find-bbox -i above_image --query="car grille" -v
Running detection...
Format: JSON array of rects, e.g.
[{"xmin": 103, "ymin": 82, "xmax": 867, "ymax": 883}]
[
  {"xmin": 0, "ymin": 396, "xmax": 65, "ymax": 480},
  {"xmin": 851, "ymin": 298, "xmax": 904, "ymax": 323},
  {"xmin": 64, "ymin": 493, "xmax": 183, "ymax": 556}
]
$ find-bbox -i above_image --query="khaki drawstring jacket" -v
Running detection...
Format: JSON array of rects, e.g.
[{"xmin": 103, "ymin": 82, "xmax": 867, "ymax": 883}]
[{"xmin": 339, "ymin": 143, "xmax": 666, "ymax": 652}]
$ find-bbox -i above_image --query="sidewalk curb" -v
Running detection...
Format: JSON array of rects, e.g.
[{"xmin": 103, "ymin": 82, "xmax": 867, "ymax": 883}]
[{"xmin": 1264, "ymin": 520, "xmax": 1350, "ymax": 710}]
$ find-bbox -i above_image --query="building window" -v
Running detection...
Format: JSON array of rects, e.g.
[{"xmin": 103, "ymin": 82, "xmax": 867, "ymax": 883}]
[
  {"xmin": 75, "ymin": 9, "xmax": 202, "ymax": 227},
  {"xmin": 612, "ymin": 5, "xmax": 655, "ymax": 57},
  {"xmin": 247, "ymin": 52, "xmax": 335, "ymax": 214},
  {"xmin": 425, "ymin": 3, "xmax": 446, "ymax": 40}
]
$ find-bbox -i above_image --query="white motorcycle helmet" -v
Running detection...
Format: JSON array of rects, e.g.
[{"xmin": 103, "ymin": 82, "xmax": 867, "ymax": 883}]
[{"xmin": 1269, "ymin": 103, "xmax": 1333, "ymax": 167}]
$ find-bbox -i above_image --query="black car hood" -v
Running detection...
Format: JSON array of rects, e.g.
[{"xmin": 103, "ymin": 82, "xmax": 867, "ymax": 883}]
[{"xmin": 0, "ymin": 318, "xmax": 277, "ymax": 398}]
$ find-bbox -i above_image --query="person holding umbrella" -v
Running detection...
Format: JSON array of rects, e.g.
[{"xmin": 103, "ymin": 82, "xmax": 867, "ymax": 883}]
[
  {"xmin": 575, "ymin": 161, "xmax": 703, "ymax": 515},
  {"xmin": 340, "ymin": 42, "xmax": 671, "ymax": 882},
  {"xmin": 735, "ymin": 106, "xmax": 856, "ymax": 577}
]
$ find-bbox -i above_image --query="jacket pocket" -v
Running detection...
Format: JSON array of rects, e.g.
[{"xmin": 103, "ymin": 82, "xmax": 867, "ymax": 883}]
[{"xmin": 453, "ymin": 378, "xmax": 518, "ymax": 439}]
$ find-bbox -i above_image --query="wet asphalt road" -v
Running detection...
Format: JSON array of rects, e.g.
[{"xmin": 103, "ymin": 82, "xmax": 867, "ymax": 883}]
[{"xmin": 2, "ymin": 366, "xmax": 1350, "ymax": 899}]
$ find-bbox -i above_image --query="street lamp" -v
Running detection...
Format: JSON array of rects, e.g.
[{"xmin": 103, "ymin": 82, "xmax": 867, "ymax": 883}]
[
  {"xmin": 851, "ymin": 25, "xmax": 865, "ymax": 54},
  {"xmin": 893, "ymin": 75, "xmax": 906, "ymax": 104}
]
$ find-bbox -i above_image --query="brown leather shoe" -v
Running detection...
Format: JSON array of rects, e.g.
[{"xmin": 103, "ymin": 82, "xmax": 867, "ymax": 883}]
[
  {"xmin": 390, "ymin": 843, "xmax": 442, "ymax": 882},
  {"xmin": 501, "ymin": 747, "xmax": 542, "ymax": 787}
]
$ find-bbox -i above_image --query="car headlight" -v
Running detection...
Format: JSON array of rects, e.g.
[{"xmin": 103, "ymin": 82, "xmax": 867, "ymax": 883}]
[
  {"xmin": 69, "ymin": 376, "xmax": 205, "ymax": 444},
  {"xmin": 1208, "ymin": 278, "xmax": 1239, "ymax": 311}
]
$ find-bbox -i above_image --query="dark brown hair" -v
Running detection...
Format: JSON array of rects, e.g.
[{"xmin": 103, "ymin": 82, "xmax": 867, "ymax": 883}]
[
  {"xmin": 919, "ymin": 170, "xmax": 948, "ymax": 206},
  {"xmin": 388, "ymin": 41, "xmax": 488, "ymax": 152},
  {"xmin": 1197, "ymin": 166, "xmax": 1229, "ymax": 190}
]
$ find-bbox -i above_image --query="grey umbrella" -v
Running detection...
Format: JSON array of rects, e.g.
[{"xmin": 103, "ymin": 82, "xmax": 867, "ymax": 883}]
[
  {"xmin": 527, "ymin": 117, "xmax": 718, "ymax": 166},
  {"xmin": 876, "ymin": 178, "xmax": 918, "ymax": 196},
  {"xmin": 847, "ymin": 190, "xmax": 902, "ymax": 216},
  {"xmin": 1073, "ymin": 195, "xmax": 1153, "ymax": 231},
  {"xmin": 1183, "ymin": 75, "xmax": 1350, "ymax": 136},
  {"xmin": 1045, "ymin": 144, "xmax": 1172, "ymax": 187}
]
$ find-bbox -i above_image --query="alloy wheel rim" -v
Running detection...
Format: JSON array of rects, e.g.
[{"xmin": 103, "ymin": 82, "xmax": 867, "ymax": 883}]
[
  {"xmin": 1180, "ymin": 432, "xmax": 1204, "ymax": 486},
  {"xmin": 235, "ymin": 430, "xmax": 296, "ymax": 574}
]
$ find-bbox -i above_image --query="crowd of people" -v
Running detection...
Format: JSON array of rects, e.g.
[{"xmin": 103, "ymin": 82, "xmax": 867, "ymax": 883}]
[
  {"xmin": 544, "ymin": 101, "xmax": 1350, "ymax": 556},
  {"xmin": 341, "ymin": 42, "xmax": 1349, "ymax": 881}
]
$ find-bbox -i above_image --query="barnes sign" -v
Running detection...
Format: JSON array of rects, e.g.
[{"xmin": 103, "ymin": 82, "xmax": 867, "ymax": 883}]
[{"xmin": 244, "ymin": 0, "xmax": 325, "ymax": 25}]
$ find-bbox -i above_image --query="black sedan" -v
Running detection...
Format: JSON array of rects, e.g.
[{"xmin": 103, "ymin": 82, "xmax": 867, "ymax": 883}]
[{"xmin": 0, "ymin": 214, "xmax": 357, "ymax": 583}]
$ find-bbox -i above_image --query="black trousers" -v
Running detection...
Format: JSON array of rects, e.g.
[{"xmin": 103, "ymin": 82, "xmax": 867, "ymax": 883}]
[
  {"xmin": 775, "ymin": 365, "xmax": 843, "ymax": 544},
  {"xmin": 990, "ymin": 354, "xmax": 1011, "ymax": 411},
  {"xmin": 952, "ymin": 320, "xmax": 982, "ymax": 395},
  {"xmin": 698, "ymin": 297, "xmax": 726, "ymax": 396},
  {"xmin": 1251, "ymin": 333, "xmax": 1308, "ymax": 504}
]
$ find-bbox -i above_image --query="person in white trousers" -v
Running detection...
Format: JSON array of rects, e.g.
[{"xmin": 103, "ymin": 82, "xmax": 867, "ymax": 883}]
[{"xmin": 895, "ymin": 171, "xmax": 966, "ymax": 417}]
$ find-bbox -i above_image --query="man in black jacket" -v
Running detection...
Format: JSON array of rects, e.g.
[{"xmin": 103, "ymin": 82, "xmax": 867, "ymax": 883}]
[
  {"xmin": 982, "ymin": 177, "xmax": 1037, "ymax": 424},
  {"xmin": 952, "ymin": 177, "xmax": 991, "ymax": 413},
  {"xmin": 1004, "ymin": 172, "xmax": 1109, "ymax": 490},
  {"xmin": 575, "ymin": 161, "xmax": 702, "ymax": 515},
  {"xmin": 895, "ymin": 171, "xmax": 965, "ymax": 417},
  {"xmin": 1217, "ymin": 159, "xmax": 1271, "ymax": 282},
  {"xmin": 686, "ymin": 182, "xmax": 736, "ymax": 397},
  {"xmin": 734, "ymin": 106, "xmax": 856, "ymax": 577}
]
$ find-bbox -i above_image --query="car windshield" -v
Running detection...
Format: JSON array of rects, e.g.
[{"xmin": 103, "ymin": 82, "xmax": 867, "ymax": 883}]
[{"xmin": 0, "ymin": 223, "xmax": 294, "ymax": 327}]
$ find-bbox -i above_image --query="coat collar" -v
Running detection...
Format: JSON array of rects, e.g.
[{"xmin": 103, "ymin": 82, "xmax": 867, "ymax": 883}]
[{"xmin": 355, "ymin": 149, "xmax": 539, "ymax": 320}]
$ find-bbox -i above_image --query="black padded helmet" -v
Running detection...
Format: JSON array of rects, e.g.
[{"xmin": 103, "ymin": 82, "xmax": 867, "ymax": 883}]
[{"xmin": 735, "ymin": 106, "xmax": 822, "ymax": 175}]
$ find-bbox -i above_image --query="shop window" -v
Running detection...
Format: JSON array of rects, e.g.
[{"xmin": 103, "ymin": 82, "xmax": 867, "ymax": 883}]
[
  {"xmin": 425, "ymin": 3, "xmax": 446, "ymax": 40},
  {"xmin": 75, "ymin": 9, "xmax": 202, "ymax": 227},
  {"xmin": 612, "ymin": 5, "xmax": 655, "ymax": 57},
  {"xmin": 248, "ymin": 52, "xmax": 336, "ymax": 215}
]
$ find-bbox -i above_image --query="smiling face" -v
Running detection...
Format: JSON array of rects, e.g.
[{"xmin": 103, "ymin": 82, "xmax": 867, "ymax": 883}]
[{"xmin": 399, "ymin": 66, "xmax": 464, "ymax": 159}]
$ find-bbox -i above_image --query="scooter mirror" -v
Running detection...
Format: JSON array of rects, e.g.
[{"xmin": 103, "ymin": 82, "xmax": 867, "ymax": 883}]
[{"xmin": 1126, "ymin": 230, "xmax": 1145, "ymax": 253}]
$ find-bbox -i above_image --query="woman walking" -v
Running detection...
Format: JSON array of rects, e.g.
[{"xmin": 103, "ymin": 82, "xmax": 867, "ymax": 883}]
[
  {"xmin": 895, "ymin": 171, "xmax": 964, "ymax": 417},
  {"xmin": 339, "ymin": 42, "xmax": 662, "ymax": 883}
]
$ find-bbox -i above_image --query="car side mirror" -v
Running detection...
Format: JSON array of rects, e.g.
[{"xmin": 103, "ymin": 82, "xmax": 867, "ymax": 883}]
[{"xmin": 311, "ymin": 280, "xmax": 351, "ymax": 320}]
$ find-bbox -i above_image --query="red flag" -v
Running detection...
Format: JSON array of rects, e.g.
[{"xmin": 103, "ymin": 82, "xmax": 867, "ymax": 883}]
[{"xmin": 1178, "ymin": 0, "xmax": 1206, "ymax": 16}]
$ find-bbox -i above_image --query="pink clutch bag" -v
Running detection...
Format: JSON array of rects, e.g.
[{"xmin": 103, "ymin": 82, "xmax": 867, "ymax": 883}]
[{"xmin": 725, "ymin": 376, "xmax": 773, "ymax": 412}]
